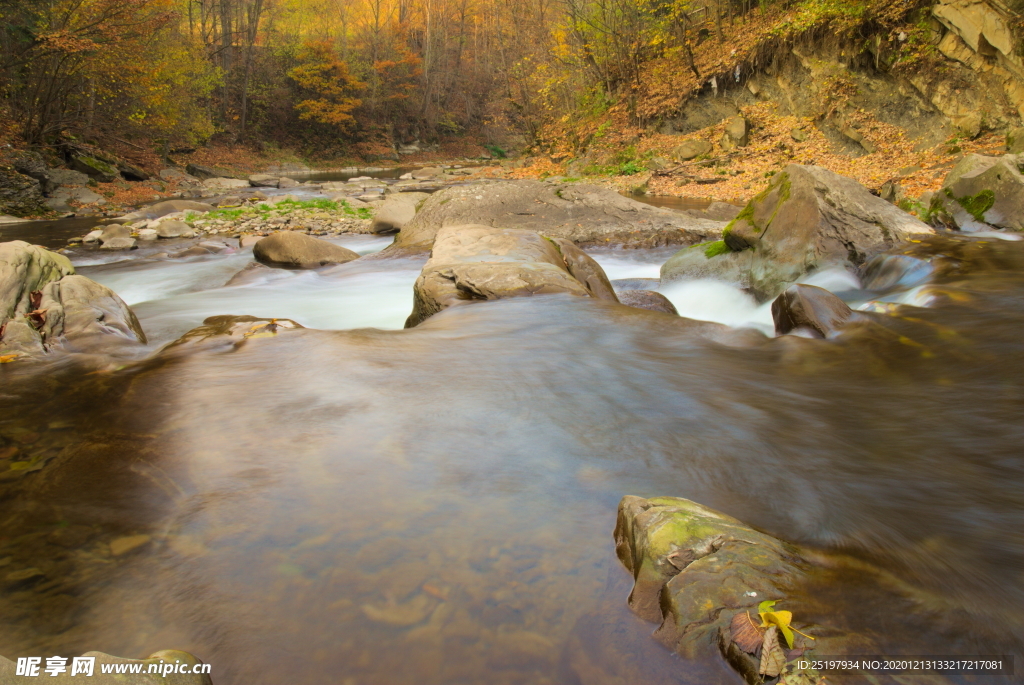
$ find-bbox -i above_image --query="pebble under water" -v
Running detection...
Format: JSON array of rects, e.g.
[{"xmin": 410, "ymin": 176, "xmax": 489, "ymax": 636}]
[{"xmin": 0, "ymin": 234, "xmax": 1022, "ymax": 685}]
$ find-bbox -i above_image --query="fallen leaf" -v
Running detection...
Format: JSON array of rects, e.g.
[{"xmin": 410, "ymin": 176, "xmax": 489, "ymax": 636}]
[
  {"xmin": 759, "ymin": 625, "xmax": 787, "ymax": 678},
  {"xmin": 0, "ymin": 353, "xmax": 21, "ymax": 364},
  {"xmin": 730, "ymin": 610, "xmax": 765, "ymax": 654}
]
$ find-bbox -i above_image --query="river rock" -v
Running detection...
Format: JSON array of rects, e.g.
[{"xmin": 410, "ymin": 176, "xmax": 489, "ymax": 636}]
[
  {"xmin": 115, "ymin": 200, "xmax": 214, "ymax": 223},
  {"xmin": 411, "ymin": 166, "xmax": 443, "ymax": 180},
  {"xmin": 203, "ymin": 177, "xmax": 249, "ymax": 190},
  {"xmin": 239, "ymin": 234, "xmax": 265, "ymax": 248},
  {"xmin": 249, "ymin": 174, "xmax": 280, "ymax": 188},
  {"xmin": 99, "ymin": 225, "xmax": 136, "ymax": 250},
  {"xmin": 671, "ymin": 139, "xmax": 712, "ymax": 161},
  {"xmin": 277, "ymin": 177, "xmax": 299, "ymax": 189},
  {"xmin": 155, "ymin": 220, "xmax": 194, "ymax": 239},
  {"xmin": 0, "ymin": 649, "xmax": 211, "ymax": 684},
  {"xmin": 370, "ymin": 192, "xmax": 429, "ymax": 234},
  {"xmin": 0, "ymin": 168, "xmax": 46, "ymax": 217},
  {"xmin": 406, "ymin": 225, "xmax": 618, "ymax": 327},
  {"xmin": 1, "ymin": 242, "xmax": 144, "ymax": 356},
  {"xmin": 390, "ymin": 181, "xmax": 725, "ymax": 254},
  {"xmin": 69, "ymin": 153, "xmax": 119, "ymax": 183},
  {"xmin": 252, "ymin": 232, "xmax": 360, "ymax": 269},
  {"xmin": 82, "ymin": 229, "xmax": 103, "ymax": 243},
  {"xmin": 721, "ymin": 164, "xmax": 933, "ymax": 299},
  {"xmin": 661, "ymin": 240, "xmax": 753, "ymax": 285},
  {"xmin": 1, "ymin": 241, "xmax": 74, "ymax": 323},
  {"xmin": 930, "ymin": 153, "xmax": 1024, "ymax": 231},
  {"xmin": 36, "ymin": 275, "xmax": 146, "ymax": 348},
  {"xmin": 138, "ymin": 228, "xmax": 158, "ymax": 241},
  {"xmin": 617, "ymin": 290, "xmax": 678, "ymax": 315},
  {"xmin": 771, "ymin": 284, "xmax": 853, "ymax": 337}
]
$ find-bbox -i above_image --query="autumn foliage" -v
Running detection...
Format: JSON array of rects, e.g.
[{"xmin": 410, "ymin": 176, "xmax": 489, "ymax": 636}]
[{"xmin": 289, "ymin": 42, "xmax": 367, "ymax": 129}]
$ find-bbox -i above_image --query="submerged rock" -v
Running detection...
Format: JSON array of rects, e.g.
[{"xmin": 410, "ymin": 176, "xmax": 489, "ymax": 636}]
[
  {"xmin": 771, "ymin": 284, "xmax": 853, "ymax": 337},
  {"xmin": 252, "ymin": 232, "xmax": 360, "ymax": 269},
  {"xmin": 720, "ymin": 164, "xmax": 933, "ymax": 299},
  {"xmin": 389, "ymin": 181, "xmax": 724, "ymax": 253},
  {"xmin": 405, "ymin": 224, "xmax": 618, "ymax": 327},
  {"xmin": 617, "ymin": 290, "xmax": 678, "ymax": 315}
]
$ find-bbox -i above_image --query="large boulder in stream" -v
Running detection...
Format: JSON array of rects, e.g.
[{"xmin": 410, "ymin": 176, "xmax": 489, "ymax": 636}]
[
  {"xmin": 930, "ymin": 153, "xmax": 1024, "ymax": 231},
  {"xmin": 406, "ymin": 225, "xmax": 619, "ymax": 327},
  {"xmin": 614, "ymin": 495, "xmax": 969, "ymax": 685},
  {"xmin": 253, "ymin": 231, "xmax": 360, "ymax": 269},
  {"xmin": 370, "ymin": 192, "xmax": 429, "ymax": 234},
  {"xmin": 388, "ymin": 181, "xmax": 725, "ymax": 254},
  {"xmin": 698, "ymin": 164, "xmax": 935, "ymax": 300},
  {"xmin": 771, "ymin": 284, "xmax": 854, "ymax": 338},
  {"xmin": 661, "ymin": 240, "xmax": 753, "ymax": 286},
  {"xmin": 0, "ymin": 241, "xmax": 145, "ymax": 357},
  {"xmin": 0, "ymin": 649, "xmax": 211, "ymax": 684}
]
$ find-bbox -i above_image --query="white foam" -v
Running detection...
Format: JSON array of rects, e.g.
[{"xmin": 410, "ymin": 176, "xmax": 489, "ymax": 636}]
[{"xmin": 659, "ymin": 279, "xmax": 774, "ymax": 334}]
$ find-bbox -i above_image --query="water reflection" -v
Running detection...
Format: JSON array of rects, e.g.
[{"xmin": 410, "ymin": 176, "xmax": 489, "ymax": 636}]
[{"xmin": 0, "ymin": 236, "xmax": 1022, "ymax": 685}]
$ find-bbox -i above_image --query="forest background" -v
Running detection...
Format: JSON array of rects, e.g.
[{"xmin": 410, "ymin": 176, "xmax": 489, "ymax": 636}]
[{"xmin": 0, "ymin": 0, "xmax": 970, "ymax": 160}]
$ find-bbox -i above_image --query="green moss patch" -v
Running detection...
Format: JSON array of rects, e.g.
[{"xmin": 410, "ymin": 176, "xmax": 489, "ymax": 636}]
[
  {"xmin": 702, "ymin": 240, "xmax": 732, "ymax": 258},
  {"xmin": 944, "ymin": 188, "xmax": 994, "ymax": 223}
]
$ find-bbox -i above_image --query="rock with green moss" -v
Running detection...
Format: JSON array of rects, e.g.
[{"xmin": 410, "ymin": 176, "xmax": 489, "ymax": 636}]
[
  {"xmin": 721, "ymin": 164, "xmax": 932, "ymax": 300},
  {"xmin": 613, "ymin": 495, "xmax": 965, "ymax": 685},
  {"xmin": 933, "ymin": 153, "xmax": 1024, "ymax": 231},
  {"xmin": 660, "ymin": 240, "xmax": 753, "ymax": 286},
  {"xmin": 69, "ymin": 154, "xmax": 120, "ymax": 183},
  {"xmin": 0, "ymin": 649, "xmax": 211, "ymax": 684}
]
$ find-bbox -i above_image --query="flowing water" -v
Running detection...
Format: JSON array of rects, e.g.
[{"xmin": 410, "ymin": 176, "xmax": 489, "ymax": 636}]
[{"xmin": 1, "ymin": 195, "xmax": 1023, "ymax": 684}]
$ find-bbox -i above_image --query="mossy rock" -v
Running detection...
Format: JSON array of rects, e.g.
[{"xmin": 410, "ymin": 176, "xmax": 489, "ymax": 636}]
[{"xmin": 70, "ymin": 155, "xmax": 119, "ymax": 183}]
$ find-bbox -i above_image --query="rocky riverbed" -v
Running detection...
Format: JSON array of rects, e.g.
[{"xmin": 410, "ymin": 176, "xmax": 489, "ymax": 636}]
[{"xmin": 1, "ymin": 158, "xmax": 1023, "ymax": 685}]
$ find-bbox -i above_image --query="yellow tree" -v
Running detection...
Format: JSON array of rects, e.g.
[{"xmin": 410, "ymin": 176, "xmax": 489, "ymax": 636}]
[{"xmin": 288, "ymin": 40, "xmax": 367, "ymax": 128}]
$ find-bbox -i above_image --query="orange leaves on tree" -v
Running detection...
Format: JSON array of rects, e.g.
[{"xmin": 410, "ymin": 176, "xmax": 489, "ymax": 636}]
[{"xmin": 288, "ymin": 41, "xmax": 367, "ymax": 129}]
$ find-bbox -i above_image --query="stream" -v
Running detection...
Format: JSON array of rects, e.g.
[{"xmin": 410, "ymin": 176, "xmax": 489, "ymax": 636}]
[{"xmin": 1, "ymin": 175, "xmax": 1022, "ymax": 684}]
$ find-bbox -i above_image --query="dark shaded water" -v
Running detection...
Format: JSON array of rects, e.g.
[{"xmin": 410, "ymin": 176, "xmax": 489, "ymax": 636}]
[{"xmin": 1, "ymin": 236, "xmax": 1023, "ymax": 683}]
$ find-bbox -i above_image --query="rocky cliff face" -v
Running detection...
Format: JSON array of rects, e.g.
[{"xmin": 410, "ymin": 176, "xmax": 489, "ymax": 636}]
[{"xmin": 658, "ymin": 0, "xmax": 1024, "ymax": 148}]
